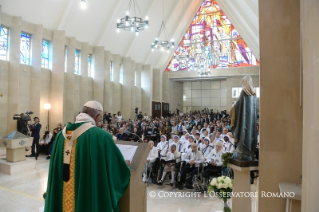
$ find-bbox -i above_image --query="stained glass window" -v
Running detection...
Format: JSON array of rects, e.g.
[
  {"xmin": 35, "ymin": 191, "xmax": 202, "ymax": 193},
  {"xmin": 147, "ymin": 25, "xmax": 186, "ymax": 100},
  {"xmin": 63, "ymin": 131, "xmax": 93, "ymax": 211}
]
[
  {"xmin": 88, "ymin": 54, "xmax": 92, "ymax": 77},
  {"xmin": 0, "ymin": 26, "xmax": 9, "ymax": 61},
  {"xmin": 42, "ymin": 40, "xmax": 49, "ymax": 69},
  {"xmin": 75, "ymin": 49, "xmax": 80, "ymax": 75},
  {"xmin": 166, "ymin": 0, "xmax": 259, "ymax": 72},
  {"xmin": 110, "ymin": 61, "xmax": 113, "ymax": 81},
  {"xmin": 20, "ymin": 32, "xmax": 31, "ymax": 65}
]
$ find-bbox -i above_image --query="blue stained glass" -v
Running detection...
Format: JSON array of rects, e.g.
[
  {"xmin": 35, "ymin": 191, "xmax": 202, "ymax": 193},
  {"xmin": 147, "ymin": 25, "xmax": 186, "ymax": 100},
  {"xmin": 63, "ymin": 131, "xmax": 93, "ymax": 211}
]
[
  {"xmin": 88, "ymin": 54, "xmax": 92, "ymax": 77},
  {"xmin": 20, "ymin": 32, "xmax": 31, "ymax": 65},
  {"xmin": 75, "ymin": 49, "xmax": 80, "ymax": 75},
  {"xmin": 0, "ymin": 26, "xmax": 9, "ymax": 61},
  {"xmin": 42, "ymin": 40, "xmax": 49, "ymax": 68}
]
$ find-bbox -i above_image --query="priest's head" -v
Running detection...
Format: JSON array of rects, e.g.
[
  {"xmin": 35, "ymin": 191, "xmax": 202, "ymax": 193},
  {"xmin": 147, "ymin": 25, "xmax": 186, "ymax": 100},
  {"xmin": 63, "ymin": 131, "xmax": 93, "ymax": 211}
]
[{"xmin": 82, "ymin": 100, "xmax": 103, "ymax": 126}]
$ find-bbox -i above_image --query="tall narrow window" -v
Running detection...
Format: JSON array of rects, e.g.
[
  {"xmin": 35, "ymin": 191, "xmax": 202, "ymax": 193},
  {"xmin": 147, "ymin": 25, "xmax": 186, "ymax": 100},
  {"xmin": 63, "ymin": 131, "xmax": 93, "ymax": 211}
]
[
  {"xmin": 110, "ymin": 61, "xmax": 113, "ymax": 81},
  {"xmin": 42, "ymin": 40, "xmax": 49, "ymax": 68},
  {"xmin": 0, "ymin": 26, "xmax": 9, "ymax": 61},
  {"xmin": 20, "ymin": 32, "xmax": 31, "ymax": 65},
  {"xmin": 88, "ymin": 54, "xmax": 92, "ymax": 77},
  {"xmin": 64, "ymin": 46, "xmax": 67, "ymax": 72},
  {"xmin": 134, "ymin": 69, "xmax": 137, "ymax": 86},
  {"xmin": 119, "ymin": 65, "xmax": 123, "ymax": 84},
  {"xmin": 74, "ymin": 49, "xmax": 80, "ymax": 75}
]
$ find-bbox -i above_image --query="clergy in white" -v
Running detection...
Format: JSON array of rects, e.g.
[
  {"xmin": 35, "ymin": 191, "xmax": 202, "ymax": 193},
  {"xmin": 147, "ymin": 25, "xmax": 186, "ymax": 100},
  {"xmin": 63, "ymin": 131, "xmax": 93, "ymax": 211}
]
[{"xmin": 142, "ymin": 141, "xmax": 158, "ymax": 182}]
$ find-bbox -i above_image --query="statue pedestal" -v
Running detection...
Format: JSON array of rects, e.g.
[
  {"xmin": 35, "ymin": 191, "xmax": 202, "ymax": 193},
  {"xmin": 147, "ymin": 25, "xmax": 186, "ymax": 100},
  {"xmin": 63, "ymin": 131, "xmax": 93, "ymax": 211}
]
[
  {"xmin": 0, "ymin": 158, "xmax": 36, "ymax": 175},
  {"xmin": 228, "ymin": 160, "xmax": 258, "ymax": 212}
]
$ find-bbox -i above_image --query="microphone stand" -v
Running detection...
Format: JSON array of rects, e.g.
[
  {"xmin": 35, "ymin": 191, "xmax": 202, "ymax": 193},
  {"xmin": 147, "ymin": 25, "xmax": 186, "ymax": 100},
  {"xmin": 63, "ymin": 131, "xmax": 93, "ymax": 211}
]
[{"xmin": 128, "ymin": 131, "xmax": 143, "ymax": 143}]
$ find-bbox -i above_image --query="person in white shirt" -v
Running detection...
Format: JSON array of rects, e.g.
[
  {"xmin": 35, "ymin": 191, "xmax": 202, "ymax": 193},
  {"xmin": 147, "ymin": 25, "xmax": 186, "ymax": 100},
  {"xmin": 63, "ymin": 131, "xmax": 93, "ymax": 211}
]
[
  {"xmin": 178, "ymin": 143, "xmax": 204, "ymax": 189},
  {"xmin": 223, "ymin": 135, "xmax": 235, "ymax": 153},
  {"xmin": 194, "ymin": 133, "xmax": 201, "ymax": 145},
  {"xmin": 142, "ymin": 141, "xmax": 158, "ymax": 182},
  {"xmin": 157, "ymin": 135, "xmax": 169, "ymax": 159},
  {"xmin": 180, "ymin": 130, "xmax": 188, "ymax": 140},
  {"xmin": 227, "ymin": 132, "xmax": 235, "ymax": 144},
  {"xmin": 39, "ymin": 131, "xmax": 52, "ymax": 154},
  {"xmin": 200, "ymin": 123, "xmax": 210, "ymax": 137},
  {"xmin": 157, "ymin": 144, "xmax": 181, "ymax": 186},
  {"xmin": 168, "ymin": 133, "xmax": 175, "ymax": 145},
  {"xmin": 202, "ymin": 141, "xmax": 224, "ymax": 180},
  {"xmin": 220, "ymin": 127, "xmax": 228, "ymax": 139},
  {"xmin": 200, "ymin": 137, "xmax": 214, "ymax": 159},
  {"xmin": 170, "ymin": 135, "xmax": 181, "ymax": 150},
  {"xmin": 214, "ymin": 132, "xmax": 224, "ymax": 143}
]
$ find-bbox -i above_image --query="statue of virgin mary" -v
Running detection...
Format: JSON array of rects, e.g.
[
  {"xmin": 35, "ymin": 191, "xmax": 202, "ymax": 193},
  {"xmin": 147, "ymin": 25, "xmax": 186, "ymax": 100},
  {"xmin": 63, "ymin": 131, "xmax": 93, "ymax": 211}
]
[{"xmin": 231, "ymin": 76, "xmax": 258, "ymax": 161}]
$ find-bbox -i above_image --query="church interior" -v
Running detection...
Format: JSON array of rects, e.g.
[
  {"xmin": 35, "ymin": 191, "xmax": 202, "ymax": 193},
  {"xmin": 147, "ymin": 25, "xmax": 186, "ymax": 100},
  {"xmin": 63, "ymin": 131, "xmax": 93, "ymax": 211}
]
[{"xmin": 0, "ymin": 0, "xmax": 317, "ymax": 211}]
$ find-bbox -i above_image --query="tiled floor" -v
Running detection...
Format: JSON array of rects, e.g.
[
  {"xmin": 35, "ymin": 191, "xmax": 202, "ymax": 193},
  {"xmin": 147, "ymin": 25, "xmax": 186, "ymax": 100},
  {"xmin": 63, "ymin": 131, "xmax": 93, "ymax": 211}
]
[{"xmin": 0, "ymin": 148, "xmax": 256, "ymax": 212}]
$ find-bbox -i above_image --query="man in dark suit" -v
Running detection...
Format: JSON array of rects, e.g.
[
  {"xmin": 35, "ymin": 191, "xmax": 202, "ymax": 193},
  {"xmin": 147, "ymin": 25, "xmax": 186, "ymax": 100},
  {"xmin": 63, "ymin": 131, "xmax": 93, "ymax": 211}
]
[
  {"xmin": 116, "ymin": 128, "xmax": 128, "ymax": 141},
  {"xmin": 147, "ymin": 124, "xmax": 159, "ymax": 143},
  {"xmin": 27, "ymin": 117, "xmax": 42, "ymax": 159}
]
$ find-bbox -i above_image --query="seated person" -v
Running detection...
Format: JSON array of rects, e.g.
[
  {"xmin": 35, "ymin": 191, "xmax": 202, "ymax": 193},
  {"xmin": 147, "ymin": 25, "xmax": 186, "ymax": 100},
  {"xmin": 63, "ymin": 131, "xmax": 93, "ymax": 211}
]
[
  {"xmin": 168, "ymin": 132, "xmax": 175, "ymax": 145},
  {"xmin": 178, "ymin": 143, "xmax": 204, "ymax": 190},
  {"xmin": 130, "ymin": 127, "xmax": 142, "ymax": 142},
  {"xmin": 157, "ymin": 144, "xmax": 181, "ymax": 186},
  {"xmin": 202, "ymin": 141, "xmax": 224, "ymax": 180},
  {"xmin": 180, "ymin": 130, "xmax": 188, "ymax": 140},
  {"xmin": 116, "ymin": 128, "xmax": 128, "ymax": 141},
  {"xmin": 39, "ymin": 131, "xmax": 52, "ymax": 154},
  {"xmin": 147, "ymin": 124, "xmax": 159, "ymax": 142},
  {"xmin": 157, "ymin": 135, "xmax": 169, "ymax": 159},
  {"xmin": 223, "ymin": 135, "xmax": 235, "ymax": 153},
  {"xmin": 170, "ymin": 135, "xmax": 180, "ymax": 150},
  {"xmin": 142, "ymin": 141, "xmax": 158, "ymax": 182},
  {"xmin": 200, "ymin": 137, "xmax": 214, "ymax": 159}
]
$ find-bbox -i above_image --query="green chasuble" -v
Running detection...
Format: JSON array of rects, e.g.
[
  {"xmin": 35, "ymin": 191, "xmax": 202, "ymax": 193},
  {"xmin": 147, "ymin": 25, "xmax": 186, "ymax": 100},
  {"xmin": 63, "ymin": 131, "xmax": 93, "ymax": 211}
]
[{"xmin": 44, "ymin": 122, "xmax": 131, "ymax": 212}]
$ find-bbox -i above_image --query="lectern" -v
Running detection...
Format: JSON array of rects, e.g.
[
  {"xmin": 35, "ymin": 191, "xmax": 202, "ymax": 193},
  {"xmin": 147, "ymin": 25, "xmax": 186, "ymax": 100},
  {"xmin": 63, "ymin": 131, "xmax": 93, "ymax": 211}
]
[{"xmin": 115, "ymin": 140, "xmax": 149, "ymax": 212}]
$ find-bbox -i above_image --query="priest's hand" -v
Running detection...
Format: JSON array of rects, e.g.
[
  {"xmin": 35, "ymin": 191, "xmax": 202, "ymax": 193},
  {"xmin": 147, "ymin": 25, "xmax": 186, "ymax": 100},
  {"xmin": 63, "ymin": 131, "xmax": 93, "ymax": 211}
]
[{"xmin": 125, "ymin": 160, "xmax": 131, "ymax": 167}]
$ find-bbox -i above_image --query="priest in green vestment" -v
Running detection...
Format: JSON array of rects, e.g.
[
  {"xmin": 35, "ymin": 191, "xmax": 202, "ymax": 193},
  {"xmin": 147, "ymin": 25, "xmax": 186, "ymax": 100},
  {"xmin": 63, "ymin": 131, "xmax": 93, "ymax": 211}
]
[
  {"xmin": 44, "ymin": 101, "xmax": 131, "ymax": 212},
  {"xmin": 230, "ymin": 76, "xmax": 258, "ymax": 161}
]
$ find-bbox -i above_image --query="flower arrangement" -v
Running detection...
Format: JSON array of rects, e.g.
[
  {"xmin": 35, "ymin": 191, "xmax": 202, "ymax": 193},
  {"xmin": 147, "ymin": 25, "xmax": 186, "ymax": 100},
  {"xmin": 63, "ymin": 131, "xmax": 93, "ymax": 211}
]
[
  {"xmin": 208, "ymin": 176, "xmax": 234, "ymax": 212},
  {"xmin": 222, "ymin": 152, "xmax": 233, "ymax": 167}
]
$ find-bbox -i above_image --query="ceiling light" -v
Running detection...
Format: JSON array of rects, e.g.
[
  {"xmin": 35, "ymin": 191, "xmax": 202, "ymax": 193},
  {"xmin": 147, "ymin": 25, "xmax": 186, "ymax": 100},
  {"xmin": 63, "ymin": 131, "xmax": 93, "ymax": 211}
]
[
  {"xmin": 116, "ymin": 0, "xmax": 149, "ymax": 34},
  {"xmin": 81, "ymin": 0, "xmax": 87, "ymax": 9}
]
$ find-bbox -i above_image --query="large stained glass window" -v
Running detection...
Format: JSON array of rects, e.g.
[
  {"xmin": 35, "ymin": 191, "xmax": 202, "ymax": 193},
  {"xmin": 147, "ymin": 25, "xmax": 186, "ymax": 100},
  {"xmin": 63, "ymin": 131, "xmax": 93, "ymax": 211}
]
[
  {"xmin": 75, "ymin": 49, "xmax": 80, "ymax": 75},
  {"xmin": 88, "ymin": 54, "xmax": 92, "ymax": 77},
  {"xmin": 20, "ymin": 32, "xmax": 31, "ymax": 65},
  {"xmin": 42, "ymin": 40, "xmax": 49, "ymax": 68},
  {"xmin": 0, "ymin": 26, "xmax": 9, "ymax": 61},
  {"xmin": 166, "ymin": 0, "xmax": 258, "ymax": 72}
]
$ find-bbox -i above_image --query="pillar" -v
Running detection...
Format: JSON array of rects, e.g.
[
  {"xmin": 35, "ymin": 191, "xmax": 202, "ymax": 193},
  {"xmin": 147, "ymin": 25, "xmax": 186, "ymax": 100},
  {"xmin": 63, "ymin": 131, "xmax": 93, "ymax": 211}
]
[
  {"xmin": 141, "ymin": 65, "xmax": 152, "ymax": 117},
  {"xmin": 135, "ymin": 63, "xmax": 142, "ymax": 113},
  {"xmin": 112, "ymin": 55, "xmax": 122, "ymax": 115},
  {"xmin": 93, "ymin": 46, "xmax": 104, "ymax": 105},
  {"xmin": 104, "ymin": 51, "xmax": 111, "ymax": 113},
  {"xmin": 80, "ymin": 42, "xmax": 89, "ymax": 106}
]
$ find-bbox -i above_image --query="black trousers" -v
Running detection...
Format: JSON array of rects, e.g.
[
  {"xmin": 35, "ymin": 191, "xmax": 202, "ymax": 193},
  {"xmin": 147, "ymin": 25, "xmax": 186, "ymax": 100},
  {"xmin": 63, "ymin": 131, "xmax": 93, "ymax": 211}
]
[
  {"xmin": 31, "ymin": 137, "xmax": 40, "ymax": 156},
  {"xmin": 180, "ymin": 164, "xmax": 198, "ymax": 184},
  {"xmin": 202, "ymin": 164, "xmax": 222, "ymax": 178}
]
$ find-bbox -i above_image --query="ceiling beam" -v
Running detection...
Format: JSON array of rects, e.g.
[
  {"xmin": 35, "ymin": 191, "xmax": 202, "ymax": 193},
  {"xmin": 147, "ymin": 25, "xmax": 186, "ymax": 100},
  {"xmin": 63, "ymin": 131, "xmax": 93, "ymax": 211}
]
[
  {"xmin": 124, "ymin": 0, "xmax": 156, "ymax": 57},
  {"xmin": 55, "ymin": 0, "xmax": 76, "ymax": 30},
  {"xmin": 153, "ymin": 0, "xmax": 202, "ymax": 70},
  {"xmin": 94, "ymin": 0, "xmax": 125, "ymax": 46}
]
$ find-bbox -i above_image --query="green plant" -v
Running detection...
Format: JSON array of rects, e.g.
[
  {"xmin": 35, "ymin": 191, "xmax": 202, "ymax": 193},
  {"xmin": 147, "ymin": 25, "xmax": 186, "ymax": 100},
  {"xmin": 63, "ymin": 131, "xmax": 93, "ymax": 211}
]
[{"xmin": 222, "ymin": 152, "xmax": 233, "ymax": 167}]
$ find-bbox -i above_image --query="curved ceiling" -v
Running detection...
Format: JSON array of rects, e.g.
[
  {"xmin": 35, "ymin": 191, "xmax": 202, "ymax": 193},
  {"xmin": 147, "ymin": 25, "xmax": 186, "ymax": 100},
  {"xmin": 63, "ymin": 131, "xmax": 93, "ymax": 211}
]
[{"xmin": 0, "ymin": 0, "xmax": 259, "ymax": 70}]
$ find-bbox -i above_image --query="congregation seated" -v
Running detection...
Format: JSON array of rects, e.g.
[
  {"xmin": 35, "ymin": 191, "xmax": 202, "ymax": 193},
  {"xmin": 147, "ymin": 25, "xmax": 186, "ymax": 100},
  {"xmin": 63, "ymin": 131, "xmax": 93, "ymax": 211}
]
[{"xmin": 223, "ymin": 135, "xmax": 235, "ymax": 153}]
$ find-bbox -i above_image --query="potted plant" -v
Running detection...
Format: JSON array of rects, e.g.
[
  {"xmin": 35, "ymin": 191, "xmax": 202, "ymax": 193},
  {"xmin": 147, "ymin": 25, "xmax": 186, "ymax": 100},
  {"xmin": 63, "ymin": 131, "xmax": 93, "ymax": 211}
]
[{"xmin": 208, "ymin": 176, "xmax": 234, "ymax": 212}]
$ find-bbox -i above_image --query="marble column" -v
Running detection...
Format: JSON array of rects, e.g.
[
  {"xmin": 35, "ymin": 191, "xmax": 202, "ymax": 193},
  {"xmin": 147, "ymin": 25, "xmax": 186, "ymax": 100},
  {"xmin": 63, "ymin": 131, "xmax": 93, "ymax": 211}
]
[
  {"xmin": 152, "ymin": 68, "xmax": 162, "ymax": 102},
  {"xmin": 130, "ymin": 60, "xmax": 136, "ymax": 119},
  {"xmin": 104, "ymin": 51, "xmax": 111, "ymax": 113},
  {"xmin": 162, "ymin": 72, "xmax": 169, "ymax": 104},
  {"xmin": 30, "ymin": 24, "xmax": 43, "ymax": 122},
  {"xmin": 141, "ymin": 65, "xmax": 152, "ymax": 117},
  {"xmin": 93, "ymin": 46, "xmax": 104, "ymax": 105},
  {"xmin": 258, "ymin": 0, "xmax": 302, "ymax": 211},
  {"xmin": 301, "ymin": 0, "xmax": 319, "ymax": 211},
  {"xmin": 50, "ymin": 30, "xmax": 65, "ymax": 128},
  {"xmin": 80, "ymin": 42, "xmax": 89, "ymax": 106},
  {"xmin": 7, "ymin": 16, "xmax": 22, "ymax": 133},
  {"xmin": 112, "ymin": 55, "xmax": 122, "ymax": 114},
  {"xmin": 64, "ymin": 37, "xmax": 75, "ymax": 123},
  {"xmin": 135, "ymin": 63, "xmax": 142, "ymax": 112}
]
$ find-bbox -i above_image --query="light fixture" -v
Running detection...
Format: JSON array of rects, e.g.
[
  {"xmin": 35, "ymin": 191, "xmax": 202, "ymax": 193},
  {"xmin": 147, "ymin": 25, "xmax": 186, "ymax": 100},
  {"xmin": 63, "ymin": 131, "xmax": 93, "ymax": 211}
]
[
  {"xmin": 151, "ymin": 0, "xmax": 174, "ymax": 52},
  {"xmin": 80, "ymin": 0, "xmax": 87, "ymax": 9},
  {"xmin": 116, "ymin": 0, "xmax": 149, "ymax": 35}
]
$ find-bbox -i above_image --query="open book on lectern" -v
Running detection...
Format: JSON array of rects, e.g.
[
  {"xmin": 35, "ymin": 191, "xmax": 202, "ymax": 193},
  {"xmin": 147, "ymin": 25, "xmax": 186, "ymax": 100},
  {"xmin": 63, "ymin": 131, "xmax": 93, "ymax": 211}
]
[{"xmin": 116, "ymin": 144, "xmax": 138, "ymax": 163}]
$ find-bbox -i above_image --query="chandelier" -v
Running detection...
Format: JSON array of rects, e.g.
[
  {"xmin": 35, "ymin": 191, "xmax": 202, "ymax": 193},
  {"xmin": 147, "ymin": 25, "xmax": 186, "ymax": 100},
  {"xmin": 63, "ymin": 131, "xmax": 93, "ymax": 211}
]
[
  {"xmin": 116, "ymin": 0, "xmax": 149, "ymax": 36},
  {"xmin": 151, "ymin": 0, "xmax": 174, "ymax": 53}
]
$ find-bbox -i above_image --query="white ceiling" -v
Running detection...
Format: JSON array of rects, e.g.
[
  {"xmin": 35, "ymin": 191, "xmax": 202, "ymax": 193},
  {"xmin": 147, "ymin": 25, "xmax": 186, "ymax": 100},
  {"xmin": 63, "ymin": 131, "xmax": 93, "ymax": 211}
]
[{"xmin": 0, "ymin": 0, "xmax": 259, "ymax": 71}]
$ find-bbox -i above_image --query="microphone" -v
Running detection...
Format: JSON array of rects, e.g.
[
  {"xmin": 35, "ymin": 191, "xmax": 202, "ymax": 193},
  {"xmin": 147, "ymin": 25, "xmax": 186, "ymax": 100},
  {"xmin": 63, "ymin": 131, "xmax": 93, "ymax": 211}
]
[{"xmin": 128, "ymin": 131, "xmax": 143, "ymax": 143}]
